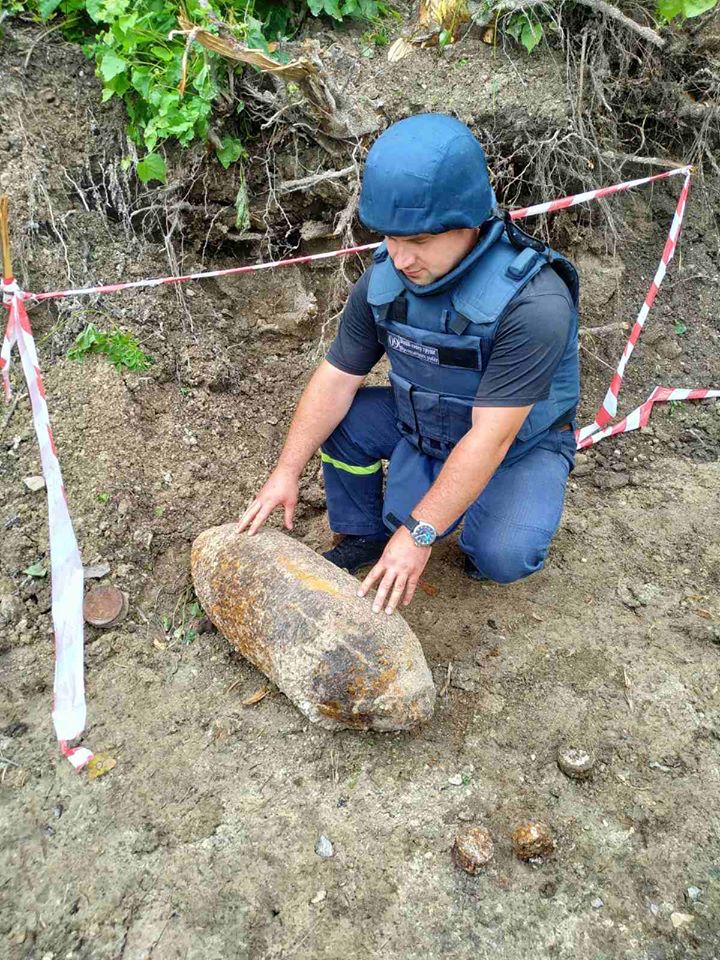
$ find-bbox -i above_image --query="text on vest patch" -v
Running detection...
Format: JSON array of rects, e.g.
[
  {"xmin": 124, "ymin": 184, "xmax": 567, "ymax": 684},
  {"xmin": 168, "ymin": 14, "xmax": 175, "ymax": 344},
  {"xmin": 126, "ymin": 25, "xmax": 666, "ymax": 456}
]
[{"xmin": 387, "ymin": 334, "xmax": 440, "ymax": 365}]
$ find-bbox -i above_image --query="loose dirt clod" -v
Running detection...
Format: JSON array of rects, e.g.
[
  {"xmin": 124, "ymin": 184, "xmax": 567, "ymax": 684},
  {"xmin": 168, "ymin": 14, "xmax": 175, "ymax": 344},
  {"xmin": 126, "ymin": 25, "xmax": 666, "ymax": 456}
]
[
  {"xmin": 511, "ymin": 821, "xmax": 555, "ymax": 862},
  {"xmin": 22, "ymin": 476, "xmax": 45, "ymax": 492},
  {"xmin": 670, "ymin": 911, "xmax": 694, "ymax": 929},
  {"xmin": 82, "ymin": 562, "xmax": 111, "ymax": 580},
  {"xmin": 191, "ymin": 526, "xmax": 435, "ymax": 731},
  {"xmin": 451, "ymin": 826, "xmax": 494, "ymax": 874}
]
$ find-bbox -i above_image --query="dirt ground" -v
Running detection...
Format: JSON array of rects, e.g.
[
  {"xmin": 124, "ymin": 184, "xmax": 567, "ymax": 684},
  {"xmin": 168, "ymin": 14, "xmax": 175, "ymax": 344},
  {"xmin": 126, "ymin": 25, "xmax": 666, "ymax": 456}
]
[{"xmin": 1, "ymin": 15, "xmax": 720, "ymax": 960}]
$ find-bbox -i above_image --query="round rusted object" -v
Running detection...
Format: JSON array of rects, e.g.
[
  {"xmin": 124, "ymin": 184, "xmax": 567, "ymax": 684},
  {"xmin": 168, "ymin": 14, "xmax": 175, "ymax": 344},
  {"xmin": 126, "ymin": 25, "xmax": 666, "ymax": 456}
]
[
  {"xmin": 83, "ymin": 585, "xmax": 125, "ymax": 627},
  {"xmin": 557, "ymin": 746, "xmax": 595, "ymax": 781},
  {"xmin": 511, "ymin": 821, "xmax": 555, "ymax": 862},
  {"xmin": 451, "ymin": 827, "xmax": 494, "ymax": 874}
]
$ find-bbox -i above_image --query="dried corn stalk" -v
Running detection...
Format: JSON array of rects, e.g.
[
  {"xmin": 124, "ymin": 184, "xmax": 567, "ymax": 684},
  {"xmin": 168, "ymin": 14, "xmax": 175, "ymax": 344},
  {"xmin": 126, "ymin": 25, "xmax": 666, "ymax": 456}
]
[
  {"xmin": 177, "ymin": 13, "xmax": 318, "ymax": 81},
  {"xmin": 388, "ymin": 0, "xmax": 470, "ymax": 62}
]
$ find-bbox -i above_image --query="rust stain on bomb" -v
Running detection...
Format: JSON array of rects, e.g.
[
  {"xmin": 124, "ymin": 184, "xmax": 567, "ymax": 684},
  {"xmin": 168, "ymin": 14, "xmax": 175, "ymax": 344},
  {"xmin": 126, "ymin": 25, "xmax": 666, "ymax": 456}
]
[
  {"xmin": 315, "ymin": 701, "xmax": 373, "ymax": 727},
  {"xmin": 209, "ymin": 574, "xmax": 274, "ymax": 677},
  {"xmin": 191, "ymin": 525, "xmax": 435, "ymax": 731},
  {"xmin": 278, "ymin": 555, "xmax": 344, "ymax": 598}
]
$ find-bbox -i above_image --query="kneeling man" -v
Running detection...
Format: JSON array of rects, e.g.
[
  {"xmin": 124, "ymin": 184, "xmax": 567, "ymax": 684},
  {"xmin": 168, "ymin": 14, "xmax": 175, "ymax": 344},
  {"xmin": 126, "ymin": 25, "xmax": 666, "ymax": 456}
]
[{"xmin": 239, "ymin": 114, "xmax": 579, "ymax": 615}]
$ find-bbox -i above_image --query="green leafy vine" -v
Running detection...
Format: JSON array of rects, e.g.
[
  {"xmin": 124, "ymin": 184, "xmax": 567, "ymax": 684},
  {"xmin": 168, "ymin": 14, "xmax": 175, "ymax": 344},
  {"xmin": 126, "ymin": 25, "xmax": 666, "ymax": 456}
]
[{"xmin": 7, "ymin": 1, "xmax": 387, "ymax": 184}]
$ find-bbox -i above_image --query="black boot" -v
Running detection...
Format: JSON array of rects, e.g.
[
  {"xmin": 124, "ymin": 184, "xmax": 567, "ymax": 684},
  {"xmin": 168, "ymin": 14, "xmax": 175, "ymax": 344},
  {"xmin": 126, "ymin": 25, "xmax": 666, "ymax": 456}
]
[
  {"xmin": 322, "ymin": 534, "xmax": 389, "ymax": 574},
  {"xmin": 463, "ymin": 555, "xmax": 490, "ymax": 582}
]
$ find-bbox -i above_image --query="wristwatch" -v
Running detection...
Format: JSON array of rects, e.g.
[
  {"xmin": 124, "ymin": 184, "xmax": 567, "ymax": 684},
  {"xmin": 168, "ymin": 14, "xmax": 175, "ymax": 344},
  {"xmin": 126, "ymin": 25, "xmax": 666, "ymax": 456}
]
[{"xmin": 406, "ymin": 515, "xmax": 437, "ymax": 547}]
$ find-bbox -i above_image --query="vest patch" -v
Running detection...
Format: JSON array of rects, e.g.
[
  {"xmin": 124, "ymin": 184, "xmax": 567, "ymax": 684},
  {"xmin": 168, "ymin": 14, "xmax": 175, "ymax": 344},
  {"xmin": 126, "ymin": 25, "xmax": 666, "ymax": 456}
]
[{"xmin": 386, "ymin": 333, "xmax": 439, "ymax": 365}]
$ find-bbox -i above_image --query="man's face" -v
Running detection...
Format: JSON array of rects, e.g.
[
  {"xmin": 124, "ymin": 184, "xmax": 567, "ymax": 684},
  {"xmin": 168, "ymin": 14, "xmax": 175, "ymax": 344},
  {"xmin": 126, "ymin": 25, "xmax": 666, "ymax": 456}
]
[{"xmin": 385, "ymin": 228, "xmax": 479, "ymax": 285}]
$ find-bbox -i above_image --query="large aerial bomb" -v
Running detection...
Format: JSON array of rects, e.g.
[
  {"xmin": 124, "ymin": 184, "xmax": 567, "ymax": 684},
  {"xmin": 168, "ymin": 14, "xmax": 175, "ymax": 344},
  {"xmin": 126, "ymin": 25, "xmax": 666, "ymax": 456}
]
[{"xmin": 191, "ymin": 525, "xmax": 436, "ymax": 732}]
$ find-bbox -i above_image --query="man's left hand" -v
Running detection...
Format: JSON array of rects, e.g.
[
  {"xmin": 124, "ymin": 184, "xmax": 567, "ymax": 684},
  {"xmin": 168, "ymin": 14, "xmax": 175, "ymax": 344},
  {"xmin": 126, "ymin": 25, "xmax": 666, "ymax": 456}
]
[{"xmin": 357, "ymin": 527, "xmax": 431, "ymax": 615}]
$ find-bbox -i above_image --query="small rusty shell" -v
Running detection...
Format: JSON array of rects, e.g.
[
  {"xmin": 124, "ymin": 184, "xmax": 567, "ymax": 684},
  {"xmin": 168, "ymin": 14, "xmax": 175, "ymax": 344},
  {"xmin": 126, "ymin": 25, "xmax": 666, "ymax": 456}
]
[
  {"xmin": 557, "ymin": 746, "xmax": 595, "ymax": 780},
  {"xmin": 511, "ymin": 820, "xmax": 555, "ymax": 862},
  {"xmin": 451, "ymin": 826, "xmax": 494, "ymax": 874}
]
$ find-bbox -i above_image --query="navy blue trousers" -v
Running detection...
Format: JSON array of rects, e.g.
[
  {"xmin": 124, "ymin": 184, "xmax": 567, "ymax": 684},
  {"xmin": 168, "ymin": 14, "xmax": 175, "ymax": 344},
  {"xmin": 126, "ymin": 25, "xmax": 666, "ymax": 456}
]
[{"xmin": 320, "ymin": 387, "xmax": 576, "ymax": 584}]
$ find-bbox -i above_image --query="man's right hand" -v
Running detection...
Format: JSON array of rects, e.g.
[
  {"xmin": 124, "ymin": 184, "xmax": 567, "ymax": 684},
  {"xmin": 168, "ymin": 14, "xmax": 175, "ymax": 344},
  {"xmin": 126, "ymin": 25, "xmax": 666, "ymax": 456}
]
[
  {"xmin": 238, "ymin": 468, "xmax": 299, "ymax": 536},
  {"xmin": 236, "ymin": 361, "xmax": 364, "ymax": 537}
]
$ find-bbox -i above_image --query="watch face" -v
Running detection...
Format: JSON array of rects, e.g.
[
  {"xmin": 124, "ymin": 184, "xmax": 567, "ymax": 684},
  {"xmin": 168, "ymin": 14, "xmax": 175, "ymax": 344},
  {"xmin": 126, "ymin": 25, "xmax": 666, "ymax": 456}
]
[{"xmin": 413, "ymin": 522, "xmax": 437, "ymax": 546}]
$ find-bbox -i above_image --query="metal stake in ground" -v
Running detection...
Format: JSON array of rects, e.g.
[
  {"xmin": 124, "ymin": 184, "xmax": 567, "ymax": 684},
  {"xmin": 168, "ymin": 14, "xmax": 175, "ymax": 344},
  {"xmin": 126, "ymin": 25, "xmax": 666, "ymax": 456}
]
[{"xmin": 1, "ymin": 195, "xmax": 13, "ymax": 284}]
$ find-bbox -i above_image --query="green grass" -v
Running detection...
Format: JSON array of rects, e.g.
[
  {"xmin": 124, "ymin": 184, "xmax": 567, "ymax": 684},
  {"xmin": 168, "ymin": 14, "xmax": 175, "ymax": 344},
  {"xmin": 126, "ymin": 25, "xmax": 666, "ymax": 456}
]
[{"xmin": 68, "ymin": 323, "xmax": 152, "ymax": 372}]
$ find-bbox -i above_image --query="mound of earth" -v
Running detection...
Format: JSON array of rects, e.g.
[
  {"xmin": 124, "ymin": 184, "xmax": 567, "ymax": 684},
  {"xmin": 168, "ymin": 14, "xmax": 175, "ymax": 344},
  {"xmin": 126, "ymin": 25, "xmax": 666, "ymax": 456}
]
[{"xmin": 1, "ymin": 13, "xmax": 719, "ymax": 960}]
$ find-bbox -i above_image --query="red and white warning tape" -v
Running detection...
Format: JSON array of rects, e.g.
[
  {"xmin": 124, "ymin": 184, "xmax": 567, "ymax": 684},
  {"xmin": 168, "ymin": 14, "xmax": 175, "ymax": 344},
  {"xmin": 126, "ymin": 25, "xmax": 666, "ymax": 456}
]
[
  {"xmin": 576, "ymin": 385, "xmax": 720, "ymax": 450},
  {"xmin": 2, "ymin": 282, "xmax": 91, "ymax": 770},
  {"xmin": 1, "ymin": 163, "xmax": 716, "ymax": 771},
  {"xmin": 20, "ymin": 244, "xmax": 382, "ymax": 304},
  {"xmin": 4, "ymin": 166, "xmax": 691, "ymax": 307},
  {"xmin": 510, "ymin": 165, "xmax": 691, "ymax": 221},
  {"xmin": 577, "ymin": 170, "xmax": 693, "ymax": 443}
]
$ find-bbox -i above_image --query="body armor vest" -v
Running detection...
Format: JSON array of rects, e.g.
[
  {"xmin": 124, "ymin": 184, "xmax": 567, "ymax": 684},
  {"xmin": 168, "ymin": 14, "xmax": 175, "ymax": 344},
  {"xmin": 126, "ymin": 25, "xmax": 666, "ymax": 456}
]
[{"xmin": 367, "ymin": 219, "xmax": 580, "ymax": 465}]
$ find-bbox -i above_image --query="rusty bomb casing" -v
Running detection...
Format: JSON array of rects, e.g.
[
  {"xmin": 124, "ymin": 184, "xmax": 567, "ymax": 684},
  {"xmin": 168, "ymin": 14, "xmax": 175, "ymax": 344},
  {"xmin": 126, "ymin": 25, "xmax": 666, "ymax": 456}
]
[{"xmin": 191, "ymin": 525, "xmax": 436, "ymax": 731}]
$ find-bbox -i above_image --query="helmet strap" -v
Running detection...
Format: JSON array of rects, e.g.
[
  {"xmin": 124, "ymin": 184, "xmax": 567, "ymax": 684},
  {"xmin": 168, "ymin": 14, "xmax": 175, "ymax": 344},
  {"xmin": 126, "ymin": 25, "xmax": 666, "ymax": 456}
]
[{"xmin": 499, "ymin": 208, "xmax": 547, "ymax": 255}]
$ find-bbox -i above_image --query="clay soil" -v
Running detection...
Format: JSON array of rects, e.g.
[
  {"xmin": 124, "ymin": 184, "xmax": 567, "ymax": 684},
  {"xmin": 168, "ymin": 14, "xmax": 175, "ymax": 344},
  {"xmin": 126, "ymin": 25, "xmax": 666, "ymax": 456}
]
[{"xmin": 1, "ymin": 16, "xmax": 719, "ymax": 960}]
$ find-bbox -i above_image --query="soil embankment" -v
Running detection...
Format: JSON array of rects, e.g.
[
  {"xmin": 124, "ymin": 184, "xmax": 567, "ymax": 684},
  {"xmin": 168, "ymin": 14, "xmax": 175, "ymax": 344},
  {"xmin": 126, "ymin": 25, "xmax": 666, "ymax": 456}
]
[{"xmin": 1, "ymin": 13, "xmax": 719, "ymax": 959}]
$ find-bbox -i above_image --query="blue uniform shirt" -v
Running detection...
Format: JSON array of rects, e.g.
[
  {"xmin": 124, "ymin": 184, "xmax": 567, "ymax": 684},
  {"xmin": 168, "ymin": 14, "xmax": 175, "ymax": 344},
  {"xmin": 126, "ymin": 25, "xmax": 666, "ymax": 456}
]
[{"xmin": 327, "ymin": 262, "xmax": 575, "ymax": 419}]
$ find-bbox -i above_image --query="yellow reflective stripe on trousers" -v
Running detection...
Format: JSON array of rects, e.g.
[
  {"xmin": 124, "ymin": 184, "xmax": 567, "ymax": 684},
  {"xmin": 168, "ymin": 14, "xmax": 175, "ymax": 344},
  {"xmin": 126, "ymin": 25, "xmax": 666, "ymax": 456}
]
[{"xmin": 320, "ymin": 451, "xmax": 382, "ymax": 475}]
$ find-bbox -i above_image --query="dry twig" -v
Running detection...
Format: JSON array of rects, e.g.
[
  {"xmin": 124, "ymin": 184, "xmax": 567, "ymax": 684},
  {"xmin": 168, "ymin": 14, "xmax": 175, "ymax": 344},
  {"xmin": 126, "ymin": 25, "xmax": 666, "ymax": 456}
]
[
  {"xmin": 572, "ymin": 0, "xmax": 665, "ymax": 49},
  {"xmin": 1, "ymin": 394, "xmax": 24, "ymax": 434},
  {"xmin": 439, "ymin": 662, "xmax": 453, "ymax": 698},
  {"xmin": 580, "ymin": 322, "xmax": 628, "ymax": 335},
  {"xmin": 277, "ymin": 165, "xmax": 355, "ymax": 195}
]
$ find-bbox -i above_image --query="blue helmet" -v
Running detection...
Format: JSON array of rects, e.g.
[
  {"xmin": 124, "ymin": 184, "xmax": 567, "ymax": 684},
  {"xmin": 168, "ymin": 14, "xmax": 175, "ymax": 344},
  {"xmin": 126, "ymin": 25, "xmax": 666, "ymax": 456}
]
[{"xmin": 358, "ymin": 114, "xmax": 496, "ymax": 237}]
